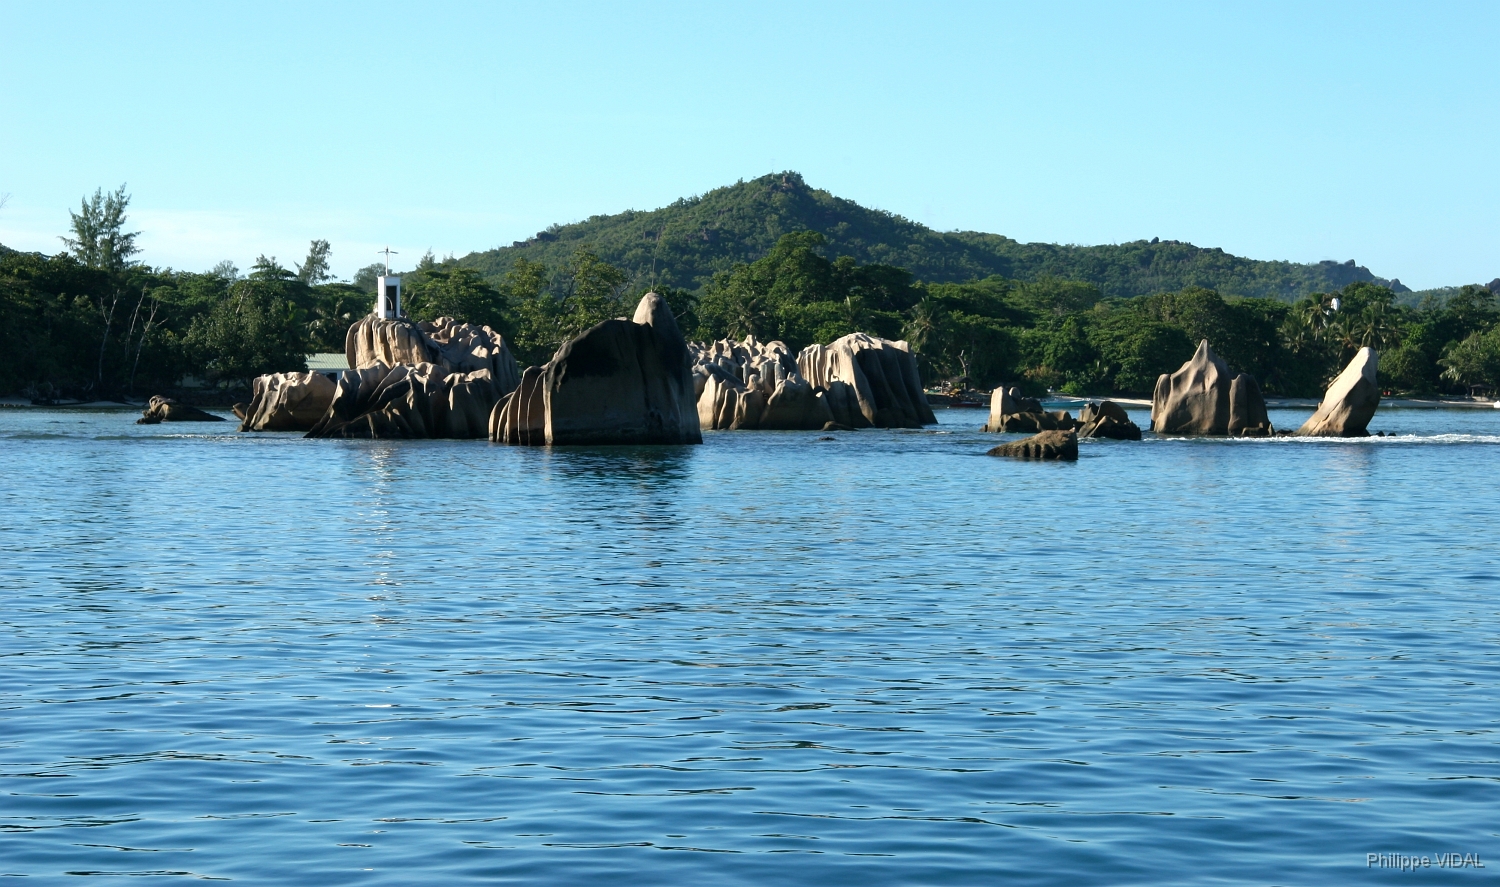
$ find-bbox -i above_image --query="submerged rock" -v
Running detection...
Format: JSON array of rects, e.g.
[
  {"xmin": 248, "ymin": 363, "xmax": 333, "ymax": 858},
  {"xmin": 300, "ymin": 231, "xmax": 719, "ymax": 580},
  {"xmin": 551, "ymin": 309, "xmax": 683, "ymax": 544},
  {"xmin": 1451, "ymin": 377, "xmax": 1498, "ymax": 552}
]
[
  {"xmin": 1077, "ymin": 400, "xmax": 1142, "ymax": 440},
  {"xmin": 1296, "ymin": 347, "xmax": 1380, "ymax": 437},
  {"xmin": 986, "ymin": 429, "xmax": 1078, "ymax": 461},
  {"xmin": 237, "ymin": 371, "xmax": 337, "ymax": 432},
  {"xmin": 136, "ymin": 396, "xmax": 224, "ymax": 424},
  {"xmin": 798, "ymin": 333, "xmax": 935, "ymax": 429},
  {"xmin": 491, "ymin": 292, "xmax": 702, "ymax": 446}
]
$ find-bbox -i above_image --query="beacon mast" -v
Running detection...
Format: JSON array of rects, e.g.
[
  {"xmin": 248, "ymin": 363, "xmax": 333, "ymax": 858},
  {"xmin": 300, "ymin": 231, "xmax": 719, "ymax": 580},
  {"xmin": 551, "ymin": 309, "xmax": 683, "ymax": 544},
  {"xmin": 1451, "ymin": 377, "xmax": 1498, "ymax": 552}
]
[{"xmin": 376, "ymin": 247, "xmax": 402, "ymax": 319}]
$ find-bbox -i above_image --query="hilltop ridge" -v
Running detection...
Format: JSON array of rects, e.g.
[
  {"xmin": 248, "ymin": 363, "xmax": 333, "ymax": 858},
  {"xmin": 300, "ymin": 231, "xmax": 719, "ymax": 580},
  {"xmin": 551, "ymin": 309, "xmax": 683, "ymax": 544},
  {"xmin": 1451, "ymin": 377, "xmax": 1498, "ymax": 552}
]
[{"xmin": 458, "ymin": 172, "xmax": 1404, "ymax": 301}]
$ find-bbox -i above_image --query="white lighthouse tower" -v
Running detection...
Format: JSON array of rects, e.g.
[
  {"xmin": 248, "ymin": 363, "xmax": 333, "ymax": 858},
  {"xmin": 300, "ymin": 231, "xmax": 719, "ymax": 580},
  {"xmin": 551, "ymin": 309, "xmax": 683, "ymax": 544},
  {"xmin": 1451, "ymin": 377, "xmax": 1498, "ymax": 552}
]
[{"xmin": 376, "ymin": 247, "xmax": 402, "ymax": 319}]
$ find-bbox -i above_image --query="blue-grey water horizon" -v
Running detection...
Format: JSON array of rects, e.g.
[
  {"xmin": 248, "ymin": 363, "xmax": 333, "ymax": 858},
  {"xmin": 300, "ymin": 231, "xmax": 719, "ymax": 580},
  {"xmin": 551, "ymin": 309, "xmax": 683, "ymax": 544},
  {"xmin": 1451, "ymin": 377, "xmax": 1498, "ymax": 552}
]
[{"xmin": 2, "ymin": 405, "xmax": 1497, "ymax": 885}]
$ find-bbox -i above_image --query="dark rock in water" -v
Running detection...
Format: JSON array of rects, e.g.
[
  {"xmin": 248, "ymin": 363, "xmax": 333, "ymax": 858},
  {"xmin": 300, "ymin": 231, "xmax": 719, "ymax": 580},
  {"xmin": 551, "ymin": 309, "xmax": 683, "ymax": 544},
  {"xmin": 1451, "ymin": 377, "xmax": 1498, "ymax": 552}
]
[
  {"xmin": 136, "ymin": 396, "xmax": 224, "ymax": 424},
  {"xmin": 817, "ymin": 435, "xmax": 836, "ymax": 441},
  {"xmin": 489, "ymin": 365, "xmax": 547, "ymax": 445},
  {"xmin": 987, "ymin": 430, "xmax": 1078, "ymax": 461},
  {"xmin": 798, "ymin": 333, "xmax": 935, "ymax": 429},
  {"xmin": 1228, "ymin": 374, "xmax": 1273, "ymax": 437},
  {"xmin": 492, "ymin": 292, "xmax": 702, "ymax": 446},
  {"xmin": 306, "ymin": 363, "xmax": 502, "ymax": 439},
  {"xmin": 1078, "ymin": 400, "xmax": 1142, "ymax": 440},
  {"xmin": 1152, "ymin": 340, "xmax": 1231, "ymax": 435},
  {"xmin": 1296, "ymin": 347, "xmax": 1380, "ymax": 437},
  {"xmin": 238, "ymin": 371, "xmax": 337, "ymax": 432},
  {"xmin": 231, "ymin": 403, "xmax": 248, "ymax": 420}
]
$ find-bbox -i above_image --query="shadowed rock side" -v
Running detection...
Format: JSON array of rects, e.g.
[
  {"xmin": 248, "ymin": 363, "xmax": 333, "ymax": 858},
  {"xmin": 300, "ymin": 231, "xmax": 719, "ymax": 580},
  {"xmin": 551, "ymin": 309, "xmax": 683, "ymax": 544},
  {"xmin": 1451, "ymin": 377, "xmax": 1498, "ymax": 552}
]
[
  {"xmin": 137, "ymin": 396, "xmax": 225, "ymax": 424},
  {"xmin": 1077, "ymin": 401, "xmax": 1142, "ymax": 440},
  {"xmin": 1296, "ymin": 347, "xmax": 1380, "ymax": 437},
  {"xmin": 691, "ymin": 337, "xmax": 834, "ymax": 430},
  {"xmin": 346, "ymin": 314, "xmax": 521, "ymax": 393},
  {"xmin": 981, "ymin": 386, "xmax": 1076, "ymax": 432},
  {"xmin": 987, "ymin": 430, "xmax": 1078, "ymax": 460},
  {"xmin": 306, "ymin": 363, "xmax": 501, "ymax": 439},
  {"xmin": 1228, "ymin": 374, "xmax": 1273, "ymax": 436},
  {"xmin": 490, "ymin": 292, "xmax": 702, "ymax": 446},
  {"xmin": 237, "ymin": 372, "xmax": 337, "ymax": 432},
  {"xmin": 797, "ymin": 333, "xmax": 936, "ymax": 429},
  {"xmin": 1151, "ymin": 340, "xmax": 1271, "ymax": 436}
]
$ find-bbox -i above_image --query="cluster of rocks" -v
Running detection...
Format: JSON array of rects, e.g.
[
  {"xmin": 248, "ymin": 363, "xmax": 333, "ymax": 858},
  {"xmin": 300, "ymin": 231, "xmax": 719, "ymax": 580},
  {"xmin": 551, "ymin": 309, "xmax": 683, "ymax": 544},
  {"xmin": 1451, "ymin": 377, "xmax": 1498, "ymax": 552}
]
[
  {"xmin": 236, "ymin": 316, "xmax": 519, "ymax": 439},
  {"xmin": 988, "ymin": 340, "xmax": 1383, "ymax": 460},
  {"xmin": 489, "ymin": 292, "xmax": 701, "ymax": 446},
  {"xmin": 691, "ymin": 337, "xmax": 833, "ymax": 431},
  {"xmin": 1150, "ymin": 340, "xmax": 1272, "ymax": 436},
  {"xmin": 983, "ymin": 386, "xmax": 1141, "ymax": 446},
  {"xmin": 689, "ymin": 332, "xmax": 936, "ymax": 431}
]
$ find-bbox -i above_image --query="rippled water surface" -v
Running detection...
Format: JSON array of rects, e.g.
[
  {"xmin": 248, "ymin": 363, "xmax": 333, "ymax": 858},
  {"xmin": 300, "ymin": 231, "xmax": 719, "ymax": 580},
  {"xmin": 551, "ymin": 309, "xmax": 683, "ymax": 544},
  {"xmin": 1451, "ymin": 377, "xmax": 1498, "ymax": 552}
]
[{"xmin": 2, "ymin": 404, "xmax": 1498, "ymax": 885}]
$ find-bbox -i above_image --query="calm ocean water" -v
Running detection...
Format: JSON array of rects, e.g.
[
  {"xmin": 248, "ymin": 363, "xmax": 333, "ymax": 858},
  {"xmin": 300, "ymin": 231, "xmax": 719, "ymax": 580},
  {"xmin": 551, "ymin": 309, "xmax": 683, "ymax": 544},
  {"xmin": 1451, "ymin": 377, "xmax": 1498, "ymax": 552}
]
[{"xmin": 2, "ymin": 403, "xmax": 1497, "ymax": 885}]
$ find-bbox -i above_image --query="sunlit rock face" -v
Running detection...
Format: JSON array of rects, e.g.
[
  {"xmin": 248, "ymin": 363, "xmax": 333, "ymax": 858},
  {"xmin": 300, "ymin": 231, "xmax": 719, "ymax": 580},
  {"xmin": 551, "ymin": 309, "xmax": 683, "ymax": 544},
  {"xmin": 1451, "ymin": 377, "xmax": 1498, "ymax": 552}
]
[
  {"xmin": 1151, "ymin": 340, "xmax": 1271, "ymax": 436},
  {"xmin": 689, "ymin": 336, "xmax": 833, "ymax": 431},
  {"xmin": 797, "ymin": 333, "xmax": 935, "ymax": 429},
  {"xmin": 237, "ymin": 372, "xmax": 336, "ymax": 432},
  {"xmin": 305, "ymin": 362, "xmax": 501, "ymax": 439},
  {"xmin": 1296, "ymin": 347, "xmax": 1380, "ymax": 437}
]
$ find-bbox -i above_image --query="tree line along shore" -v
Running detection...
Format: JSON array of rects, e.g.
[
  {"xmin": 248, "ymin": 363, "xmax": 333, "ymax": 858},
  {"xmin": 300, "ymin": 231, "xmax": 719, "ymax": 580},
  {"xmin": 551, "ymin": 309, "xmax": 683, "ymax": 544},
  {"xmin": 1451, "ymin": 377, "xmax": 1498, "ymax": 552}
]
[{"xmin": 3, "ymin": 185, "xmax": 1499, "ymax": 405}]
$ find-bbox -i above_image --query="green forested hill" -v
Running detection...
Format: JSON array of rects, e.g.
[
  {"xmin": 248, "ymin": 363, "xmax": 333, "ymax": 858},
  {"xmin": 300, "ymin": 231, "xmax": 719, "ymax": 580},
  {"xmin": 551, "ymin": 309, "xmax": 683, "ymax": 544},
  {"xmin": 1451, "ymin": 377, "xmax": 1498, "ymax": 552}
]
[{"xmin": 457, "ymin": 172, "xmax": 1401, "ymax": 301}]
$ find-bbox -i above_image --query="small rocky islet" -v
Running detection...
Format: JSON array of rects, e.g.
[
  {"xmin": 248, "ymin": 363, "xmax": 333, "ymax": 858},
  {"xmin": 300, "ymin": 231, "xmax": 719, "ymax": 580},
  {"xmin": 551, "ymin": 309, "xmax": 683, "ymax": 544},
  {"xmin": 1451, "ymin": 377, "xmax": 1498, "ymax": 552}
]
[{"xmin": 145, "ymin": 297, "xmax": 1384, "ymax": 457}]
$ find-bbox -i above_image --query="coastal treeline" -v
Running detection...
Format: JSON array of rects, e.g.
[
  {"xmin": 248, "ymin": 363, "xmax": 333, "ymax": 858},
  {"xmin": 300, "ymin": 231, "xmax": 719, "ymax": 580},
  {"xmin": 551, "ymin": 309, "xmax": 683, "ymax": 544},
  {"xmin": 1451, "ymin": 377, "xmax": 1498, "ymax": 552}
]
[{"xmin": 4, "ymin": 188, "xmax": 1500, "ymax": 400}]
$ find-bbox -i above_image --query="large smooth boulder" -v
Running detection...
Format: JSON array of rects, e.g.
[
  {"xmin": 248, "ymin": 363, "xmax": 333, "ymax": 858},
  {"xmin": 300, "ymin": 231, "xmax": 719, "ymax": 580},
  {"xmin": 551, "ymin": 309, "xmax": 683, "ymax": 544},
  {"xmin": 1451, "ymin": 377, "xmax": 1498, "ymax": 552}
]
[
  {"xmin": 798, "ymin": 333, "xmax": 936, "ymax": 429},
  {"xmin": 237, "ymin": 371, "xmax": 337, "ymax": 432},
  {"xmin": 1151, "ymin": 340, "xmax": 1234, "ymax": 435},
  {"xmin": 986, "ymin": 430, "xmax": 1078, "ymax": 461},
  {"xmin": 1296, "ymin": 347, "xmax": 1380, "ymax": 437},
  {"xmin": 1077, "ymin": 400, "xmax": 1142, "ymax": 440},
  {"xmin": 690, "ymin": 336, "xmax": 833, "ymax": 431},
  {"xmin": 1228, "ymin": 373, "xmax": 1273, "ymax": 436},
  {"xmin": 491, "ymin": 292, "xmax": 702, "ymax": 446},
  {"xmin": 137, "ymin": 396, "xmax": 224, "ymax": 424},
  {"xmin": 306, "ymin": 362, "xmax": 501, "ymax": 439}
]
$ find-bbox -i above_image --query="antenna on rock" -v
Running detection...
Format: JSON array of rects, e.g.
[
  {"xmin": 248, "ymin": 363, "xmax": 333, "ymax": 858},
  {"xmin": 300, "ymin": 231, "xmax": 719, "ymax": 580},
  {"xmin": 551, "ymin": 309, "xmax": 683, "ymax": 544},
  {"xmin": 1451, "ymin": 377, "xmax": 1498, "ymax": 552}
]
[{"xmin": 380, "ymin": 247, "xmax": 398, "ymax": 276}]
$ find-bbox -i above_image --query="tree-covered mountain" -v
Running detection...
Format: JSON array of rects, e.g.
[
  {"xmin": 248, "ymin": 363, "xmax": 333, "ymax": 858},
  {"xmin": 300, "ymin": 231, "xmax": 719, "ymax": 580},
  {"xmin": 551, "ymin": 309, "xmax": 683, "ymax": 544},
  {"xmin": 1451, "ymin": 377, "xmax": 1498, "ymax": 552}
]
[{"xmin": 457, "ymin": 172, "xmax": 1406, "ymax": 302}]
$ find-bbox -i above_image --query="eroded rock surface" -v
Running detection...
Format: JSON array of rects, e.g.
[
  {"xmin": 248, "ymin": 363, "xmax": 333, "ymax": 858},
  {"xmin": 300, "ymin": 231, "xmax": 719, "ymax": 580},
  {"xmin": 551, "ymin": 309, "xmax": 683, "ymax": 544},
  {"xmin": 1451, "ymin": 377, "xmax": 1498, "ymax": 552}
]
[
  {"xmin": 307, "ymin": 362, "xmax": 501, "ymax": 439},
  {"xmin": 798, "ymin": 333, "xmax": 935, "ymax": 429},
  {"xmin": 1296, "ymin": 347, "xmax": 1380, "ymax": 437},
  {"xmin": 237, "ymin": 371, "xmax": 337, "ymax": 432},
  {"xmin": 345, "ymin": 314, "xmax": 520, "ymax": 393},
  {"xmin": 986, "ymin": 429, "xmax": 1078, "ymax": 461},
  {"xmin": 690, "ymin": 336, "xmax": 833, "ymax": 431},
  {"xmin": 137, "ymin": 396, "xmax": 224, "ymax": 424}
]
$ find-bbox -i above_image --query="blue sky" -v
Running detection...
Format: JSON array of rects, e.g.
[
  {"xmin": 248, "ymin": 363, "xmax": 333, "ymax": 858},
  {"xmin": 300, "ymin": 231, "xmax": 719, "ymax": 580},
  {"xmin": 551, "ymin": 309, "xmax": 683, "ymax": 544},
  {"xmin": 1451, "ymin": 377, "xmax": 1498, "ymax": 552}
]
[{"xmin": 2, "ymin": 1, "xmax": 1496, "ymax": 288}]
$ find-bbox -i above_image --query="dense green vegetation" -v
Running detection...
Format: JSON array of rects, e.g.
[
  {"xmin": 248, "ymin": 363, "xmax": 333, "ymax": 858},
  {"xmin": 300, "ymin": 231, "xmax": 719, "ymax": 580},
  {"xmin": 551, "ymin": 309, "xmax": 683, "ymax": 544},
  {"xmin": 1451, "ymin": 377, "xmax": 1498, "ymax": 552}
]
[
  {"xmin": 458, "ymin": 172, "xmax": 1408, "ymax": 301},
  {"xmin": 4, "ymin": 183, "xmax": 1499, "ymax": 403}
]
